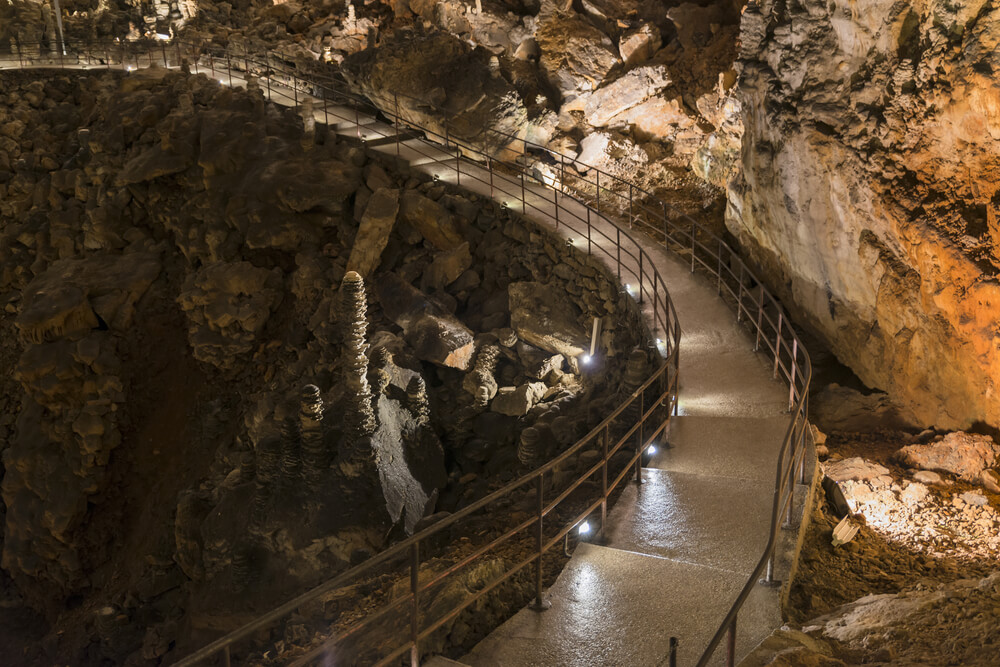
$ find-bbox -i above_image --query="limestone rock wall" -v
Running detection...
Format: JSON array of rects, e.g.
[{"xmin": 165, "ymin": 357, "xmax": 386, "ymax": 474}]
[{"xmin": 729, "ymin": 0, "xmax": 1000, "ymax": 428}]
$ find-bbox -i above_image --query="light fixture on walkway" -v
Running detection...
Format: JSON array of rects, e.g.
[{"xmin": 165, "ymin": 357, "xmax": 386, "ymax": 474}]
[{"xmin": 578, "ymin": 521, "xmax": 591, "ymax": 535}]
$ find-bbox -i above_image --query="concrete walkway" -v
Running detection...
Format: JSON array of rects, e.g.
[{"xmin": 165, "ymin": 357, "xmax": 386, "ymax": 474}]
[
  {"xmin": 458, "ymin": 243, "xmax": 792, "ymax": 666},
  {"xmin": 4, "ymin": 54, "xmax": 800, "ymax": 665}
]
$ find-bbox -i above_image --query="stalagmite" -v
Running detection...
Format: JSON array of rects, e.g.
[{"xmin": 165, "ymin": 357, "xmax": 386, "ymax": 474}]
[
  {"xmin": 279, "ymin": 410, "xmax": 302, "ymax": 490},
  {"xmin": 407, "ymin": 376, "xmax": 430, "ymax": 427},
  {"xmin": 517, "ymin": 426, "xmax": 541, "ymax": 467},
  {"xmin": 251, "ymin": 435, "xmax": 281, "ymax": 528},
  {"xmin": 299, "ymin": 384, "xmax": 326, "ymax": 487},
  {"xmin": 340, "ymin": 272, "xmax": 376, "ymax": 456}
]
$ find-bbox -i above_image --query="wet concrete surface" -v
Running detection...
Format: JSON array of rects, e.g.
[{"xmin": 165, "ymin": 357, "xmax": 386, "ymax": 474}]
[{"xmin": 462, "ymin": 543, "xmax": 781, "ymax": 667}]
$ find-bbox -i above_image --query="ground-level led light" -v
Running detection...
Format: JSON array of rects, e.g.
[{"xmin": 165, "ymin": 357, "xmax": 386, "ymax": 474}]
[
  {"xmin": 578, "ymin": 521, "xmax": 591, "ymax": 535},
  {"xmin": 581, "ymin": 354, "xmax": 592, "ymax": 365},
  {"xmin": 625, "ymin": 283, "xmax": 637, "ymax": 297},
  {"xmin": 648, "ymin": 444, "xmax": 658, "ymax": 455}
]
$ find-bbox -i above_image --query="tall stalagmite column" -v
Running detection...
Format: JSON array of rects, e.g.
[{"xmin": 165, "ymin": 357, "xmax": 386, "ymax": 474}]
[{"xmin": 340, "ymin": 272, "xmax": 376, "ymax": 457}]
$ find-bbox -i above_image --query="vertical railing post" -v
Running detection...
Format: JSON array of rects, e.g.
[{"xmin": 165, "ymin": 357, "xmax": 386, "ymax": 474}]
[
  {"xmin": 410, "ymin": 541, "xmax": 420, "ymax": 667},
  {"xmin": 773, "ymin": 313, "xmax": 783, "ymax": 379},
  {"xmin": 754, "ymin": 286, "xmax": 764, "ymax": 352},
  {"xmin": 668, "ymin": 637, "xmax": 678, "ymax": 667},
  {"xmin": 717, "ymin": 241, "xmax": 723, "ymax": 294},
  {"xmin": 520, "ymin": 170, "xmax": 526, "ymax": 214},
  {"xmin": 639, "ymin": 252, "xmax": 644, "ymax": 304},
  {"xmin": 586, "ymin": 208, "xmax": 592, "ymax": 256},
  {"xmin": 227, "ymin": 52, "xmax": 233, "ymax": 87},
  {"xmin": 601, "ymin": 425, "xmax": 609, "ymax": 541},
  {"xmin": 263, "ymin": 53, "xmax": 270, "ymax": 99},
  {"xmin": 628, "ymin": 183, "xmax": 633, "ymax": 229},
  {"xmin": 616, "ymin": 227, "xmax": 621, "ymax": 281},
  {"xmin": 799, "ymin": 394, "xmax": 809, "ymax": 484},
  {"xmin": 653, "ymin": 273, "xmax": 659, "ymax": 334},
  {"xmin": 531, "ymin": 475, "xmax": 550, "ymax": 610},
  {"xmin": 488, "ymin": 157, "xmax": 494, "ymax": 199},
  {"xmin": 690, "ymin": 222, "xmax": 696, "ymax": 273},
  {"xmin": 784, "ymin": 448, "xmax": 797, "ymax": 527},
  {"xmin": 553, "ymin": 179, "xmax": 559, "ymax": 230},
  {"xmin": 596, "ymin": 169, "xmax": 600, "ymax": 213},
  {"xmin": 394, "ymin": 93, "xmax": 400, "ymax": 156},
  {"xmin": 456, "ymin": 145, "xmax": 461, "ymax": 186},
  {"xmin": 634, "ymin": 389, "xmax": 645, "ymax": 485},
  {"xmin": 736, "ymin": 264, "xmax": 745, "ymax": 321},
  {"xmin": 223, "ymin": 645, "xmax": 232, "ymax": 667},
  {"xmin": 788, "ymin": 339, "xmax": 798, "ymax": 411}
]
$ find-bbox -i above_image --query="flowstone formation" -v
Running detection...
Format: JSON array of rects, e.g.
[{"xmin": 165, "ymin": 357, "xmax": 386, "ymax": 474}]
[
  {"xmin": 0, "ymin": 64, "xmax": 649, "ymax": 663},
  {"xmin": 728, "ymin": 0, "xmax": 1000, "ymax": 429}
]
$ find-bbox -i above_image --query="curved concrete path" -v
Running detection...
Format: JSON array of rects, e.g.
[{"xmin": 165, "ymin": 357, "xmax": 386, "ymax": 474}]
[{"xmin": 2, "ymin": 53, "xmax": 803, "ymax": 665}]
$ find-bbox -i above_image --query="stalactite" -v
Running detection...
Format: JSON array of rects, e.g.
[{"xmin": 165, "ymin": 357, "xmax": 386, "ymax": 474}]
[
  {"xmin": 299, "ymin": 384, "xmax": 326, "ymax": 488},
  {"xmin": 407, "ymin": 376, "xmax": 430, "ymax": 426},
  {"xmin": 340, "ymin": 272, "xmax": 376, "ymax": 456}
]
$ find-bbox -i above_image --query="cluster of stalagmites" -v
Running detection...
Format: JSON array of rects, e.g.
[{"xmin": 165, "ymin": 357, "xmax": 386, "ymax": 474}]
[{"xmin": 246, "ymin": 271, "xmax": 441, "ymax": 535}]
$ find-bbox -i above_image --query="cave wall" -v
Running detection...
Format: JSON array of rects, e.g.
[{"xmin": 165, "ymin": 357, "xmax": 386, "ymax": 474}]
[{"xmin": 729, "ymin": 0, "xmax": 1000, "ymax": 429}]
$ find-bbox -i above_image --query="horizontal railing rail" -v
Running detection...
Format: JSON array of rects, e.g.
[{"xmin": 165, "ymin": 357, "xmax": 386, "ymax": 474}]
[{"xmin": 3, "ymin": 36, "xmax": 812, "ymax": 667}]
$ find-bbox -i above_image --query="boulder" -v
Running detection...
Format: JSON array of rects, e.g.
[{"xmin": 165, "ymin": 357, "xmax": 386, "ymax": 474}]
[
  {"xmin": 377, "ymin": 274, "xmax": 475, "ymax": 370},
  {"xmin": 582, "ymin": 66, "xmax": 671, "ymax": 128},
  {"xmin": 912, "ymin": 470, "xmax": 944, "ymax": 485},
  {"xmin": 536, "ymin": 12, "xmax": 619, "ymax": 100},
  {"xmin": 894, "ymin": 432, "xmax": 1000, "ymax": 482},
  {"xmin": 342, "ymin": 32, "xmax": 527, "ymax": 156},
  {"xmin": 823, "ymin": 457, "xmax": 889, "ymax": 483},
  {"xmin": 508, "ymin": 281, "xmax": 588, "ymax": 358},
  {"xmin": 619, "ymin": 24, "xmax": 661, "ymax": 66},
  {"xmin": 399, "ymin": 191, "xmax": 465, "ymax": 251},
  {"xmin": 491, "ymin": 382, "xmax": 548, "ymax": 417},
  {"xmin": 421, "ymin": 242, "xmax": 473, "ymax": 291},
  {"xmin": 516, "ymin": 343, "xmax": 564, "ymax": 380},
  {"xmin": 347, "ymin": 188, "xmax": 400, "ymax": 278}
]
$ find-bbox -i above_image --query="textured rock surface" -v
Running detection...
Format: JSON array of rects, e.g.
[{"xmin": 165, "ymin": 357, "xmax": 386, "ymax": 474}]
[
  {"xmin": 177, "ymin": 262, "xmax": 284, "ymax": 371},
  {"xmin": 894, "ymin": 432, "xmax": 1000, "ymax": 482},
  {"xmin": 347, "ymin": 188, "xmax": 400, "ymax": 278},
  {"xmin": 508, "ymin": 281, "xmax": 589, "ymax": 358},
  {"xmin": 342, "ymin": 31, "xmax": 528, "ymax": 156},
  {"xmin": 729, "ymin": 0, "xmax": 1000, "ymax": 428}
]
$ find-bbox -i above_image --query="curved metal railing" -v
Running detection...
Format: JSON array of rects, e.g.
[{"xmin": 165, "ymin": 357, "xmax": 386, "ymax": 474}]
[{"xmin": 2, "ymin": 37, "xmax": 812, "ymax": 667}]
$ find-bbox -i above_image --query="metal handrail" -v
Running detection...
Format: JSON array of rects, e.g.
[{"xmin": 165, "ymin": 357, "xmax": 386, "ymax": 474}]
[{"xmin": 3, "ymin": 36, "xmax": 812, "ymax": 667}]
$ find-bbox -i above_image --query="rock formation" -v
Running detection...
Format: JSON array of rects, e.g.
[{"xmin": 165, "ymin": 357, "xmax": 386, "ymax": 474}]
[
  {"xmin": 339, "ymin": 271, "xmax": 377, "ymax": 457},
  {"xmin": 728, "ymin": 0, "xmax": 1000, "ymax": 428}
]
